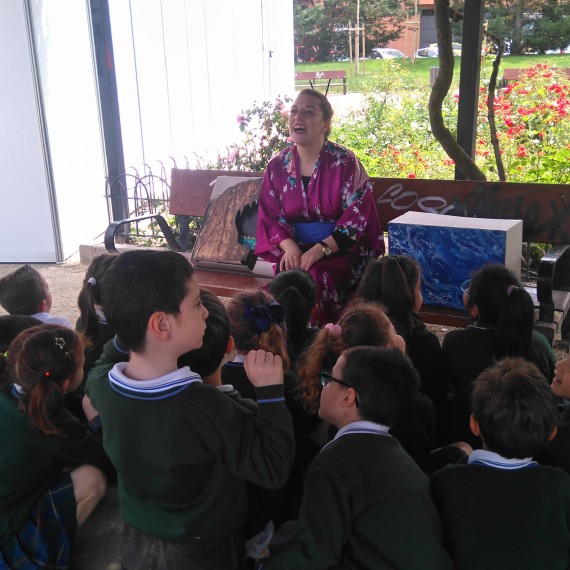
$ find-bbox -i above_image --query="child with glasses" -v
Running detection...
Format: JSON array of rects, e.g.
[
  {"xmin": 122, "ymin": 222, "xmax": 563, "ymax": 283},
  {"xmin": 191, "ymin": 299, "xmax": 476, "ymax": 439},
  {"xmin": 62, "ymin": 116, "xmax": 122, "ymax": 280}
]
[{"xmin": 257, "ymin": 346, "xmax": 452, "ymax": 570}]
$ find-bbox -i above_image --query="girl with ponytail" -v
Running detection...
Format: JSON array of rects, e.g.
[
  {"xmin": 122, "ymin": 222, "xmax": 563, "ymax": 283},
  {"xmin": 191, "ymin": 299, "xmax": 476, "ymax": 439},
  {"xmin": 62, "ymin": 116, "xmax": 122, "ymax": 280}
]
[
  {"xmin": 444, "ymin": 263, "xmax": 556, "ymax": 446},
  {"xmin": 0, "ymin": 324, "xmax": 114, "ymax": 568}
]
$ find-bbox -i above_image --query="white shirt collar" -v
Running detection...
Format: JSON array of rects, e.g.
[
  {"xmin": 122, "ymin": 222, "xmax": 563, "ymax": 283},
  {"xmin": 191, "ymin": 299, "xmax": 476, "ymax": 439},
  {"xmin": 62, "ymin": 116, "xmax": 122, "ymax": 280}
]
[
  {"xmin": 322, "ymin": 420, "xmax": 391, "ymax": 451},
  {"xmin": 468, "ymin": 449, "xmax": 537, "ymax": 470}
]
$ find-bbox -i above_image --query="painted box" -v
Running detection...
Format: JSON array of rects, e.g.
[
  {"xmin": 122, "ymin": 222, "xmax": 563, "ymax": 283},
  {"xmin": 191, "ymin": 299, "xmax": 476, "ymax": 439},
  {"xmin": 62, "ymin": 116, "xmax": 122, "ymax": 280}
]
[{"xmin": 388, "ymin": 212, "xmax": 523, "ymax": 310}]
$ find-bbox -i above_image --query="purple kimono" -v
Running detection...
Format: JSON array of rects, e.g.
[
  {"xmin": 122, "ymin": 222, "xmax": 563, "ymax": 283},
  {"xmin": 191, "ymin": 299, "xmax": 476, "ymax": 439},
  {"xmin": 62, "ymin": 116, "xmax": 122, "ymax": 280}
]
[{"xmin": 255, "ymin": 140, "xmax": 384, "ymax": 326}]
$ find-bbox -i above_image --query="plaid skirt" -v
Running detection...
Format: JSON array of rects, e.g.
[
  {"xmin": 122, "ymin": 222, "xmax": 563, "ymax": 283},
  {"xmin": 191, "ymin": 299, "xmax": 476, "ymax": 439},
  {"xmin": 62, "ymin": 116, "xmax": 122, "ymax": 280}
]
[{"xmin": 0, "ymin": 472, "xmax": 77, "ymax": 570}]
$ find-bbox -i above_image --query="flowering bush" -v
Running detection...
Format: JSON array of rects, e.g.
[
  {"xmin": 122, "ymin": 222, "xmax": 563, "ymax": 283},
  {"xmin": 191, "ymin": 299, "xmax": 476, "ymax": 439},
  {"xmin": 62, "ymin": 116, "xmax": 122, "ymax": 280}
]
[
  {"xmin": 335, "ymin": 63, "xmax": 570, "ymax": 183},
  {"xmin": 476, "ymin": 64, "xmax": 570, "ymax": 183},
  {"xmin": 212, "ymin": 97, "xmax": 292, "ymax": 172},
  {"xmin": 208, "ymin": 64, "xmax": 570, "ymax": 184}
]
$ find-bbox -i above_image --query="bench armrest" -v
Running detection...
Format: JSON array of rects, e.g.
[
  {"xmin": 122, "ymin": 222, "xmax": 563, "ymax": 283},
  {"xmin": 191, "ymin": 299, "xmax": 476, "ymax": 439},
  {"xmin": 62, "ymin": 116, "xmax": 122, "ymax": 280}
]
[
  {"xmin": 104, "ymin": 215, "xmax": 179, "ymax": 253},
  {"xmin": 537, "ymin": 244, "xmax": 570, "ymax": 322}
]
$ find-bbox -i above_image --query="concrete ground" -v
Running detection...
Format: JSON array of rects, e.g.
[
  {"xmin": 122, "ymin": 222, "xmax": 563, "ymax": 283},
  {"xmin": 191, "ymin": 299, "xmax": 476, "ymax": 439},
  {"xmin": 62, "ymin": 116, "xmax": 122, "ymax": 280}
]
[{"xmin": 73, "ymin": 485, "xmax": 122, "ymax": 569}]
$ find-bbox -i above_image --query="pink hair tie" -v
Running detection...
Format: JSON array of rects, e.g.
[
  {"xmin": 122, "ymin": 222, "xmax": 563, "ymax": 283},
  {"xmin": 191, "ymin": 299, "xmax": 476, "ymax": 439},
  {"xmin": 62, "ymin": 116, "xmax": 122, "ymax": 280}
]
[
  {"xmin": 507, "ymin": 285, "xmax": 518, "ymax": 296},
  {"xmin": 324, "ymin": 323, "xmax": 342, "ymax": 336}
]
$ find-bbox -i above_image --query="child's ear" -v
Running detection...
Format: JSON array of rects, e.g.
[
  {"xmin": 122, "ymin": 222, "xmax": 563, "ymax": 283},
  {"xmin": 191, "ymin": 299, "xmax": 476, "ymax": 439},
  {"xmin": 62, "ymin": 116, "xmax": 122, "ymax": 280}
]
[
  {"xmin": 340, "ymin": 387, "xmax": 358, "ymax": 409},
  {"xmin": 469, "ymin": 415, "xmax": 481, "ymax": 437},
  {"xmin": 548, "ymin": 425, "xmax": 558, "ymax": 442},
  {"xmin": 226, "ymin": 336, "xmax": 235, "ymax": 356},
  {"xmin": 467, "ymin": 303, "xmax": 479, "ymax": 319},
  {"xmin": 148, "ymin": 311, "xmax": 171, "ymax": 340},
  {"xmin": 38, "ymin": 299, "xmax": 49, "ymax": 313}
]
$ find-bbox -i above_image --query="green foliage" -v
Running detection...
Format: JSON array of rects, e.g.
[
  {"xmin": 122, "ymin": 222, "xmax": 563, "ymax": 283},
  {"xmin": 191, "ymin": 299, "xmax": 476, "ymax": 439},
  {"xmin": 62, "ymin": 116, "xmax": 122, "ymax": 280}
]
[
  {"xmin": 210, "ymin": 63, "xmax": 569, "ymax": 184},
  {"xmin": 334, "ymin": 63, "xmax": 570, "ymax": 183},
  {"xmin": 294, "ymin": 0, "xmax": 412, "ymax": 61},
  {"xmin": 212, "ymin": 97, "xmax": 292, "ymax": 172},
  {"xmin": 486, "ymin": 0, "xmax": 570, "ymax": 55}
]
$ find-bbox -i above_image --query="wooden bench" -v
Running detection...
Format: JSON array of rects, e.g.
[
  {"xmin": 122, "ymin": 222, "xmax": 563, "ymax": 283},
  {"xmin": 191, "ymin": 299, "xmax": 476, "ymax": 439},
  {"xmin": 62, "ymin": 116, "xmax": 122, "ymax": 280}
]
[
  {"xmin": 502, "ymin": 67, "xmax": 570, "ymax": 85},
  {"xmin": 294, "ymin": 70, "xmax": 347, "ymax": 96},
  {"xmin": 105, "ymin": 170, "xmax": 570, "ymax": 342}
]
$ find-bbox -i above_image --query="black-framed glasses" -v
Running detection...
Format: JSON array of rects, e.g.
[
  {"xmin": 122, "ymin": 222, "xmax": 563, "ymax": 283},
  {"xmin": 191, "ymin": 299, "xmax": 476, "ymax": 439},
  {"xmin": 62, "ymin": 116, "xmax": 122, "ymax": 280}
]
[
  {"xmin": 460, "ymin": 279, "xmax": 476, "ymax": 306},
  {"xmin": 320, "ymin": 371, "xmax": 360, "ymax": 407}
]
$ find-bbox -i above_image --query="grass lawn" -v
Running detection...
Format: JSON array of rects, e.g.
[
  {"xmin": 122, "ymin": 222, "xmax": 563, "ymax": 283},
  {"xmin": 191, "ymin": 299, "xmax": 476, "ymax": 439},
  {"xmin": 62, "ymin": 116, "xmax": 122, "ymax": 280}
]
[{"xmin": 295, "ymin": 53, "xmax": 570, "ymax": 94}]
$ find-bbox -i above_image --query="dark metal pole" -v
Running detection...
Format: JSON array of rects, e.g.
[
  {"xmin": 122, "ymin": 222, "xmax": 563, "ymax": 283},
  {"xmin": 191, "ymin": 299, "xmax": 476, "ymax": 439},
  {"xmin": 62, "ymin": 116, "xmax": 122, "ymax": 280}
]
[
  {"xmin": 455, "ymin": 0, "xmax": 484, "ymax": 180},
  {"xmin": 87, "ymin": 0, "xmax": 128, "ymax": 221}
]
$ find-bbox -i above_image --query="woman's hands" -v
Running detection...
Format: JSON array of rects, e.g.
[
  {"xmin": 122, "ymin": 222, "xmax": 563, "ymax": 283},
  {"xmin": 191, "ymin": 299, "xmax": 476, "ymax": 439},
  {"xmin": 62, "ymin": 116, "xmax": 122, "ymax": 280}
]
[
  {"xmin": 279, "ymin": 238, "xmax": 336, "ymax": 272},
  {"xmin": 279, "ymin": 239, "xmax": 303, "ymax": 271}
]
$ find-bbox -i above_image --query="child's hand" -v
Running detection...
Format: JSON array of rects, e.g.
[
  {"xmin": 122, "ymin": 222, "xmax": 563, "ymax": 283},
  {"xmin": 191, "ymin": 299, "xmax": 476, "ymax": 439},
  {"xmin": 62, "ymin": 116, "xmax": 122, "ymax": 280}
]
[{"xmin": 244, "ymin": 349, "xmax": 283, "ymax": 387}]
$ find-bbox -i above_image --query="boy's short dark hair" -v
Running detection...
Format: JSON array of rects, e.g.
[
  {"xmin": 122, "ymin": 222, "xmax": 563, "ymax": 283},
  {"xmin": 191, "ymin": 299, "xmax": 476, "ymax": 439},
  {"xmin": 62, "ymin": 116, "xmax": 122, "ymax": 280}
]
[
  {"xmin": 342, "ymin": 346, "xmax": 419, "ymax": 426},
  {"xmin": 472, "ymin": 358, "xmax": 558, "ymax": 458},
  {"xmin": 178, "ymin": 288, "xmax": 229, "ymax": 377},
  {"xmin": 0, "ymin": 315, "xmax": 43, "ymax": 352},
  {"xmin": 0, "ymin": 266, "xmax": 46, "ymax": 315},
  {"xmin": 100, "ymin": 250, "xmax": 195, "ymax": 352}
]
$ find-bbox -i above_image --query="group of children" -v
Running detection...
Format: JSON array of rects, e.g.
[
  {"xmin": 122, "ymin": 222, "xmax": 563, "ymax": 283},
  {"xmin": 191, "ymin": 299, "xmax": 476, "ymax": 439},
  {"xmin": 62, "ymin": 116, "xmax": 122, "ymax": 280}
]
[{"xmin": 0, "ymin": 251, "xmax": 569, "ymax": 570}]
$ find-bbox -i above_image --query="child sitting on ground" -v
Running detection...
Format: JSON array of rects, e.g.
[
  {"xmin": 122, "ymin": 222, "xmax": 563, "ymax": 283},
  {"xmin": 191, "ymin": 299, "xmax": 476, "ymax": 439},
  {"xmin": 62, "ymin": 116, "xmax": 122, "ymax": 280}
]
[
  {"xmin": 0, "ymin": 324, "xmax": 113, "ymax": 568},
  {"xmin": 223, "ymin": 289, "xmax": 290, "ymax": 401},
  {"xmin": 85, "ymin": 250, "xmax": 294, "ymax": 570},
  {"xmin": 258, "ymin": 347, "xmax": 452, "ymax": 569},
  {"xmin": 431, "ymin": 357, "xmax": 570, "ymax": 570},
  {"xmin": 268, "ymin": 269, "xmax": 318, "ymax": 368},
  {"xmin": 443, "ymin": 263, "xmax": 556, "ymax": 445},
  {"xmin": 0, "ymin": 265, "xmax": 72, "ymax": 328}
]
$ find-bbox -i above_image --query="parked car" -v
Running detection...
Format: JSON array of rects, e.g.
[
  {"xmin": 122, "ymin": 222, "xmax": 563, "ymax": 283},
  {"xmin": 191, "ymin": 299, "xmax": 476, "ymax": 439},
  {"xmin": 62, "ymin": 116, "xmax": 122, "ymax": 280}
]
[
  {"xmin": 416, "ymin": 47, "xmax": 439, "ymax": 58},
  {"xmin": 371, "ymin": 48, "xmax": 405, "ymax": 59},
  {"xmin": 417, "ymin": 43, "xmax": 462, "ymax": 58}
]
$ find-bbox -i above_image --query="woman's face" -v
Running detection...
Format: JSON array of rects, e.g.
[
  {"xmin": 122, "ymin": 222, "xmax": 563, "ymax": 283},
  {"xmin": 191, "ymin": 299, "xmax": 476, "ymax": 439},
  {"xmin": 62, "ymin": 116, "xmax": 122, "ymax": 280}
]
[{"xmin": 288, "ymin": 93, "xmax": 330, "ymax": 147}]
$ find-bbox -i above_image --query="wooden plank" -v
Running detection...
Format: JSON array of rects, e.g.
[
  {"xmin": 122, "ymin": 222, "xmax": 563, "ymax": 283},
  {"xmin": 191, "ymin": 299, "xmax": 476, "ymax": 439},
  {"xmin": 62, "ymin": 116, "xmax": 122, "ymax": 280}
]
[
  {"xmin": 371, "ymin": 177, "xmax": 570, "ymax": 245},
  {"xmin": 503, "ymin": 68, "xmax": 570, "ymax": 81},
  {"xmin": 294, "ymin": 70, "xmax": 346, "ymax": 80},
  {"xmin": 170, "ymin": 169, "xmax": 261, "ymax": 216}
]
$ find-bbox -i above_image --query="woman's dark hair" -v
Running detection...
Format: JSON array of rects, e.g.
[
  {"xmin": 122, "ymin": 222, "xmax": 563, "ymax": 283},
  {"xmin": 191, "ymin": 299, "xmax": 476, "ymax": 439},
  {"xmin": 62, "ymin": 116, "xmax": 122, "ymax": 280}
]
[
  {"xmin": 227, "ymin": 289, "xmax": 289, "ymax": 370},
  {"xmin": 268, "ymin": 269, "xmax": 316, "ymax": 362},
  {"xmin": 77, "ymin": 254, "xmax": 116, "ymax": 341},
  {"xmin": 178, "ymin": 289, "xmax": 230, "ymax": 377},
  {"xmin": 0, "ymin": 325, "xmax": 85, "ymax": 435},
  {"xmin": 297, "ymin": 88, "xmax": 334, "ymax": 138},
  {"xmin": 353, "ymin": 255, "xmax": 425, "ymax": 339},
  {"xmin": 467, "ymin": 264, "xmax": 547, "ymax": 377}
]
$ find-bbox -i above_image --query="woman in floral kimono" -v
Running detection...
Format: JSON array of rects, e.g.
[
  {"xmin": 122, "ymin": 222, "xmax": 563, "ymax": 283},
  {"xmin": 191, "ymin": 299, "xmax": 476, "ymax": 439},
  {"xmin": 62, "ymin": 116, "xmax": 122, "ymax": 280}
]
[{"xmin": 255, "ymin": 88, "xmax": 384, "ymax": 326}]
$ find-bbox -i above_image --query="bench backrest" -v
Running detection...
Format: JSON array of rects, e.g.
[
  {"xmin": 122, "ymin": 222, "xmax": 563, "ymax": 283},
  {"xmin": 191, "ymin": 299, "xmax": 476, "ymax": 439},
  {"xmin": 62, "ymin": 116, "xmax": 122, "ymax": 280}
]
[
  {"xmin": 503, "ymin": 67, "xmax": 570, "ymax": 81},
  {"xmin": 294, "ymin": 70, "xmax": 347, "ymax": 80},
  {"xmin": 170, "ymin": 169, "xmax": 570, "ymax": 245}
]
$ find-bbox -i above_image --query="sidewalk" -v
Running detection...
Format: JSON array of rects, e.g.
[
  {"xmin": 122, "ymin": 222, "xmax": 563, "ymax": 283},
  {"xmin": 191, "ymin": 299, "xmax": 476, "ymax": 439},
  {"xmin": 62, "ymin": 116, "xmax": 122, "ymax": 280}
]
[{"xmin": 73, "ymin": 485, "xmax": 122, "ymax": 569}]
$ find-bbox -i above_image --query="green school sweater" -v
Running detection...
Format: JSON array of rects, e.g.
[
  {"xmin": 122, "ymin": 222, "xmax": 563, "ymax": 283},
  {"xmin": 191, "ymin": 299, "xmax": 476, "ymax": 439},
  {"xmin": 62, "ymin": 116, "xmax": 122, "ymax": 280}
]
[
  {"xmin": 86, "ymin": 342, "xmax": 295, "ymax": 543},
  {"xmin": 431, "ymin": 464, "xmax": 570, "ymax": 569}
]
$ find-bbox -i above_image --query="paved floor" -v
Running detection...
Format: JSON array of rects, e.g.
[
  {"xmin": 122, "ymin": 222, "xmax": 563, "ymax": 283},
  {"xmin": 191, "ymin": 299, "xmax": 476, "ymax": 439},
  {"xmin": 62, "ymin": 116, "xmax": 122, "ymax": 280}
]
[{"xmin": 73, "ymin": 485, "xmax": 122, "ymax": 569}]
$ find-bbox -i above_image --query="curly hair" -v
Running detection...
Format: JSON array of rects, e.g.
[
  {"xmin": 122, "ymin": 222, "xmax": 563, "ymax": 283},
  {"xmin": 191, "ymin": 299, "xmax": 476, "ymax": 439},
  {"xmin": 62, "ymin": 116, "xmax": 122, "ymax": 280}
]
[{"xmin": 297, "ymin": 301, "xmax": 393, "ymax": 412}]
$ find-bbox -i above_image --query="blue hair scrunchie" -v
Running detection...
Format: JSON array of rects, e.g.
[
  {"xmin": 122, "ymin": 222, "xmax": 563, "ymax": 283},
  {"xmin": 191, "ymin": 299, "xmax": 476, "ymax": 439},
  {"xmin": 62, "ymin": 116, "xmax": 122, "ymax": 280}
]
[{"xmin": 243, "ymin": 302, "xmax": 285, "ymax": 334}]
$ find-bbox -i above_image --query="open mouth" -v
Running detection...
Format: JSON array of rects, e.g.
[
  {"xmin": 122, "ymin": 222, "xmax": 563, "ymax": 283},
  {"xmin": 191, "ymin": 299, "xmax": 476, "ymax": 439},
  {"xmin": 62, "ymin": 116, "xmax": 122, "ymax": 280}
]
[{"xmin": 293, "ymin": 126, "xmax": 307, "ymax": 134}]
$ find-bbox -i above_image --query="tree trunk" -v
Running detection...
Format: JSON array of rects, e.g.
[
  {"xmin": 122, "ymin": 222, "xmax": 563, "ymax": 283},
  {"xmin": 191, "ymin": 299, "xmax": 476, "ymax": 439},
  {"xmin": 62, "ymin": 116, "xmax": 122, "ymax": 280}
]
[{"xmin": 430, "ymin": 0, "xmax": 486, "ymax": 180}]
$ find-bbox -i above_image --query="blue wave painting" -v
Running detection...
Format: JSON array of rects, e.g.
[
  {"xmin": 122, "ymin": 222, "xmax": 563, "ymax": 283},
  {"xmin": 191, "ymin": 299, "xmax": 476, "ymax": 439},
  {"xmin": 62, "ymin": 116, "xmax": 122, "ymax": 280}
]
[{"xmin": 388, "ymin": 223, "xmax": 507, "ymax": 310}]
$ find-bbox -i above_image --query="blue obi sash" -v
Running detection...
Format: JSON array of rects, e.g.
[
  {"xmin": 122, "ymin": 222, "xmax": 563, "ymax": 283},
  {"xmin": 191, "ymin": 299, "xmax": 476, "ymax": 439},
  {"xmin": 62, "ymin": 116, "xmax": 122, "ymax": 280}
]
[{"xmin": 293, "ymin": 221, "xmax": 336, "ymax": 243}]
